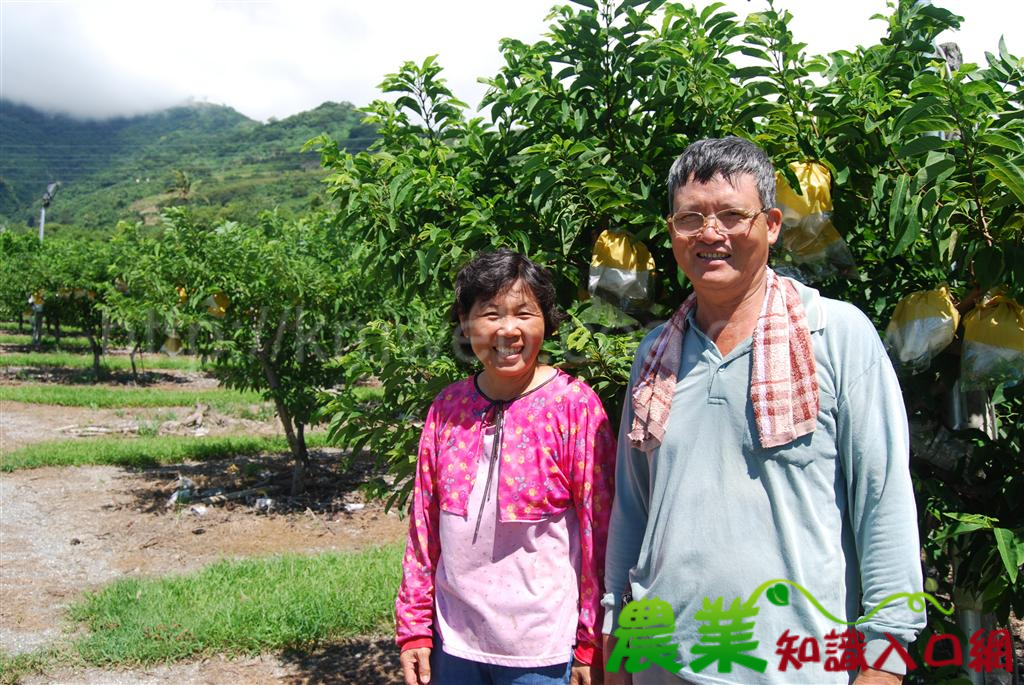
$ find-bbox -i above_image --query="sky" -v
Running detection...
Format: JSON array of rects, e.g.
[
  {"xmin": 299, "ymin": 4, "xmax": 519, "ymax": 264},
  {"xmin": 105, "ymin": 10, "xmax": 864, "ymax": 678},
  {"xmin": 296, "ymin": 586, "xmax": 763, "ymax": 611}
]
[{"xmin": 0, "ymin": 0, "xmax": 1020, "ymax": 122}]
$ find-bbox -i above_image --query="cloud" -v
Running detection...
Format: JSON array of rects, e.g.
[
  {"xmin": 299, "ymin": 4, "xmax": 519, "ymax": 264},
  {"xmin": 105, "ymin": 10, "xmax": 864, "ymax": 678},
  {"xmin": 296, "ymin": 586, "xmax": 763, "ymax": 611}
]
[
  {"xmin": 0, "ymin": 0, "xmax": 552, "ymax": 121},
  {"xmin": 0, "ymin": 0, "xmax": 1018, "ymax": 122}
]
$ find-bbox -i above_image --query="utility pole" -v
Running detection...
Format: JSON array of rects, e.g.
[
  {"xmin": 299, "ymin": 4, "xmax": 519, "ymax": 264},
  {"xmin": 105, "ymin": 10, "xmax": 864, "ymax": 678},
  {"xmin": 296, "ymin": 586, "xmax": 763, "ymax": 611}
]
[{"xmin": 39, "ymin": 182, "xmax": 59, "ymax": 242}]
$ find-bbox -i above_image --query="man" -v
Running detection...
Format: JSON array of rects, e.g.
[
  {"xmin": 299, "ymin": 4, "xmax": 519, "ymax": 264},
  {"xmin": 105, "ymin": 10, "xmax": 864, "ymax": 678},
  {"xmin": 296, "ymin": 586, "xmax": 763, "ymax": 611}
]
[{"xmin": 602, "ymin": 137, "xmax": 924, "ymax": 684}]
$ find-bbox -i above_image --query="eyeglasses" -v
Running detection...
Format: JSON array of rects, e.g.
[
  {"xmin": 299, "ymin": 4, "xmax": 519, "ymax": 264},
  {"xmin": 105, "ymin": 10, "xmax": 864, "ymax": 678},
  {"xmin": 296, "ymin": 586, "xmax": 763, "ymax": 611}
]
[{"xmin": 667, "ymin": 208, "xmax": 768, "ymax": 237}]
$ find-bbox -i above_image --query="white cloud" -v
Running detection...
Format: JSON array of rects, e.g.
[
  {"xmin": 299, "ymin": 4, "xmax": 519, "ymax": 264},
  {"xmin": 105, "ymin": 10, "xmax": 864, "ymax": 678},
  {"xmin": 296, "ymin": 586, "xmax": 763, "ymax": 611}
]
[{"xmin": 0, "ymin": 0, "xmax": 1018, "ymax": 121}]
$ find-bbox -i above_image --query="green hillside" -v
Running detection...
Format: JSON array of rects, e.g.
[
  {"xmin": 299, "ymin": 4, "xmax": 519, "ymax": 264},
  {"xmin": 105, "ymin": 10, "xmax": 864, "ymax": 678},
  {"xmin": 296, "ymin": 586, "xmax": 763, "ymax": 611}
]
[{"xmin": 0, "ymin": 100, "xmax": 375, "ymax": 231}]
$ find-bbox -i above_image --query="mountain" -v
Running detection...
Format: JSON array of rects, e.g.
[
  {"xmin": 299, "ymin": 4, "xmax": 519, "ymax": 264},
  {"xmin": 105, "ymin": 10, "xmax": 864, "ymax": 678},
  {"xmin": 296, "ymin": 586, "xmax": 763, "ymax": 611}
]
[{"xmin": 0, "ymin": 100, "xmax": 376, "ymax": 231}]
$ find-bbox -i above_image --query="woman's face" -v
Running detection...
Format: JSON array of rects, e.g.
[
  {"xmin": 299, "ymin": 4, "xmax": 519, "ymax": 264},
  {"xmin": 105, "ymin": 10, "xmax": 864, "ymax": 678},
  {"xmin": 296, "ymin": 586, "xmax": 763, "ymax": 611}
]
[{"xmin": 460, "ymin": 280, "xmax": 546, "ymax": 387}]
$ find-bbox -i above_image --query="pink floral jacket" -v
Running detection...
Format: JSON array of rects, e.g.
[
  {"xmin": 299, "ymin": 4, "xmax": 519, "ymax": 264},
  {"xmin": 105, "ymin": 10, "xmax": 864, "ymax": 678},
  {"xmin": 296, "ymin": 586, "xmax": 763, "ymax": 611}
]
[{"xmin": 395, "ymin": 369, "xmax": 616, "ymax": 664}]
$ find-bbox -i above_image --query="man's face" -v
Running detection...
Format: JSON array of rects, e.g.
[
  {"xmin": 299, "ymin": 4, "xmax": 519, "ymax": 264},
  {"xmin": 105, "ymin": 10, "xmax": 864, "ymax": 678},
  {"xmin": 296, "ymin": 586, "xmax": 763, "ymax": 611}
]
[{"xmin": 669, "ymin": 172, "xmax": 782, "ymax": 301}]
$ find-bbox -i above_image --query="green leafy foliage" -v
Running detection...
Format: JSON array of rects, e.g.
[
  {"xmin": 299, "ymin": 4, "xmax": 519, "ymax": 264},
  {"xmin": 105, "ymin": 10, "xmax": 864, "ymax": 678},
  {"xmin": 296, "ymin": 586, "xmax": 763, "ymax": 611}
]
[
  {"xmin": 0, "ymin": 232, "xmax": 119, "ymax": 376},
  {"xmin": 110, "ymin": 209, "xmax": 367, "ymax": 494}
]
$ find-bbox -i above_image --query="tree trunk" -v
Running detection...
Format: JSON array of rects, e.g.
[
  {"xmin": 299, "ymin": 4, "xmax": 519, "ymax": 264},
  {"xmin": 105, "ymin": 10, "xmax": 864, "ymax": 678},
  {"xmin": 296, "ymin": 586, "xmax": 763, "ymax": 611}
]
[
  {"xmin": 86, "ymin": 332, "xmax": 103, "ymax": 381},
  {"xmin": 269, "ymin": 395, "xmax": 308, "ymax": 496},
  {"xmin": 258, "ymin": 348, "xmax": 308, "ymax": 495},
  {"xmin": 129, "ymin": 342, "xmax": 142, "ymax": 383},
  {"xmin": 292, "ymin": 422, "xmax": 308, "ymax": 497}
]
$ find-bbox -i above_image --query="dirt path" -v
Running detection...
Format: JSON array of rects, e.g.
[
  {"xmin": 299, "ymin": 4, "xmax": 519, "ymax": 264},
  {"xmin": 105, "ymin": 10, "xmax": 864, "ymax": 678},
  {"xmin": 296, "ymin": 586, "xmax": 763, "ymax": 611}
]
[
  {"xmin": 17, "ymin": 638, "xmax": 403, "ymax": 684},
  {"xmin": 1, "ymin": 462, "xmax": 407, "ymax": 683}
]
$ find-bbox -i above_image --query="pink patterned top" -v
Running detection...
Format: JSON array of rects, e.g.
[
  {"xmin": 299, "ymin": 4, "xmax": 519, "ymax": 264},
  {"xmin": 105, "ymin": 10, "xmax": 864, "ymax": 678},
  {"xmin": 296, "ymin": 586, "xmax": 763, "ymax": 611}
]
[{"xmin": 395, "ymin": 369, "xmax": 616, "ymax": 665}]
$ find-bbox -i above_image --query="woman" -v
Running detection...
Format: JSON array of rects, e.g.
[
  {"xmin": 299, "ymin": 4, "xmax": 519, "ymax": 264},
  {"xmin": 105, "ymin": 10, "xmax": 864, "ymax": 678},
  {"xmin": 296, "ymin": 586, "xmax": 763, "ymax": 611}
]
[{"xmin": 396, "ymin": 249, "xmax": 616, "ymax": 685}]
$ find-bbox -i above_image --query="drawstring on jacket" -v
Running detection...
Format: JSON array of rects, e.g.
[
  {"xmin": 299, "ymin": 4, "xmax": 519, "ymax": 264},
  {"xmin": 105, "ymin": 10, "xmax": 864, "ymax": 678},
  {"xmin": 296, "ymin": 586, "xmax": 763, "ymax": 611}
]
[
  {"xmin": 469, "ymin": 369, "xmax": 559, "ymax": 544},
  {"xmin": 472, "ymin": 400, "xmax": 504, "ymax": 544}
]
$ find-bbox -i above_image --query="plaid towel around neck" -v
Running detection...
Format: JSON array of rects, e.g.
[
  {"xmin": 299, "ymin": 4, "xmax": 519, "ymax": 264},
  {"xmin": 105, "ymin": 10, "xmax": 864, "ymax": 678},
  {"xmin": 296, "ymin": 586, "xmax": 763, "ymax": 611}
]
[{"xmin": 629, "ymin": 269, "xmax": 819, "ymax": 452}]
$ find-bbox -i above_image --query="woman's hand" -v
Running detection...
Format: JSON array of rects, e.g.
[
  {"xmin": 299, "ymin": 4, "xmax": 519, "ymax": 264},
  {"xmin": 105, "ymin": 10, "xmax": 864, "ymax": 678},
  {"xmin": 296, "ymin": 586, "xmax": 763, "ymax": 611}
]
[
  {"xmin": 400, "ymin": 647, "xmax": 432, "ymax": 685},
  {"xmin": 571, "ymin": 658, "xmax": 599, "ymax": 685}
]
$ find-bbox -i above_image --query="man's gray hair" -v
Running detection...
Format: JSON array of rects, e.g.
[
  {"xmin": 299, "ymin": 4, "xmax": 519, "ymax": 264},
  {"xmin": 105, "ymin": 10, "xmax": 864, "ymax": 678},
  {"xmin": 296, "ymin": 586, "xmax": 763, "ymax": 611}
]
[{"xmin": 667, "ymin": 136, "xmax": 776, "ymax": 212}]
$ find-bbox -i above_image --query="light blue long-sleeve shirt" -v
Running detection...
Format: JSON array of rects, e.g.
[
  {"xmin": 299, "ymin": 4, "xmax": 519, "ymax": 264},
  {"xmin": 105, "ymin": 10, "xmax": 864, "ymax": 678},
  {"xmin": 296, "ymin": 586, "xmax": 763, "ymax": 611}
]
[{"xmin": 602, "ymin": 280, "xmax": 925, "ymax": 684}]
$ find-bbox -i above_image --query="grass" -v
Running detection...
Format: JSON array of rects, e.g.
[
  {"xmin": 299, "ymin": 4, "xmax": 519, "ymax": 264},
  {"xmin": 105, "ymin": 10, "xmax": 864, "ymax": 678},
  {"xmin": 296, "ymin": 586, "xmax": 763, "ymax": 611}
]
[
  {"xmin": 0, "ymin": 323, "xmax": 88, "ymax": 337},
  {"xmin": 0, "ymin": 650, "xmax": 47, "ymax": 685},
  {"xmin": 0, "ymin": 383, "xmax": 262, "ymax": 411},
  {"xmin": 0, "ymin": 351, "xmax": 208, "ymax": 371},
  {"xmin": 0, "ymin": 333, "xmax": 91, "ymax": 350},
  {"xmin": 1, "ymin": 433, "xmax": 330, "ymax": 471},
  {"xmin": 351, "ymin": 385, "xmax": 384, "ymax": 402},
  {"xmin": 234, "ymin": 403, "xmax": 278, "ymax": 422},
  {"xmin": 0, "ymin": 649, "xmax": 52, "ymax": 685},
  {"xmin": 69, "ymin": 546, "xmax": 403, "ymax": 665}
]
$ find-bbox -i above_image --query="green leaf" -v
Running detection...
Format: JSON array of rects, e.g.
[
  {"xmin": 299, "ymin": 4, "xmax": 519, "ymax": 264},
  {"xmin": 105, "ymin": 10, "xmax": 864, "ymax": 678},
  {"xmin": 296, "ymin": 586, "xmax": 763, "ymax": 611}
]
[
  {"xmin": 909, "ymin": 73, "xmax": 946, "ymax": 97},
  {"xmin": 394, "ymin": 96, "xmax": 422, "ymax": 116},
  {"xmin": 892, "ymin": 194, "xmax": 921, "ymax": 256},
  {"xmin": 888, "ymin": 173, "xmax": 910, "ymax": 242},
  {"xmin": 897, "ymin": 135, "xmax": 948, "ymax": 158},
  {"xmin": 942, "ymin": 512, "xmax": 998, "ymax": 530},
  {"xmin": 973, "ymin": 246, "xmax": 1004, "ymax": 291},
  {"xmin": 732, "ymin": 65, "xmax": 771, "ymax": 80},
  {"xmin": 992, "ymin": 528, "xmax": 1023, "ymax": 583},
  {"xmin": 977, "ymin": 132, "xmax": 1024, "ymax": 154},
  {"xmin": 917, "ymin": 152, "xmax": 957, "ymax": 186},
  {"xmin": 893, "ymin": 95, "xmax": 941, "ymax": 133},
  {"xmin": 530, "ymin": 170, "xmax": 558, "ymax": 207},
  {"xmin": 903, "ymin": 116, "xmax": 957, "ymax": 135},
  {"xmin": 980, "ymin": 154, "xmax": 1024, "ymax": 204}
]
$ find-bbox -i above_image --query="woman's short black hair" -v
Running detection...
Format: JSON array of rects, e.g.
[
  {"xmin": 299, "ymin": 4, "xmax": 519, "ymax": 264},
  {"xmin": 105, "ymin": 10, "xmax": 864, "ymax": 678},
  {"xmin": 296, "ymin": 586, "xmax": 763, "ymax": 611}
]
[{"xmin": 451, "ymin": 249, "xmax": 565, "ymax": 343}]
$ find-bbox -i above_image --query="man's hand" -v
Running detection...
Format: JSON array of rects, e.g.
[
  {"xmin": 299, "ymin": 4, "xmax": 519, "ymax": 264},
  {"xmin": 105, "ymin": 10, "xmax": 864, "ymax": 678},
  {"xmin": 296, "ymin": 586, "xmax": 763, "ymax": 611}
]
[
  {"xmin": 853, "ymin": 667, "xmax": 903, "ymax": 685},
  {"xmin": 400, "ymin": 647, "xmax": 431, "ymax": 685},
  {"xmin": 602, "ymin": 635, "xmax": 632, "ymax": 685}
]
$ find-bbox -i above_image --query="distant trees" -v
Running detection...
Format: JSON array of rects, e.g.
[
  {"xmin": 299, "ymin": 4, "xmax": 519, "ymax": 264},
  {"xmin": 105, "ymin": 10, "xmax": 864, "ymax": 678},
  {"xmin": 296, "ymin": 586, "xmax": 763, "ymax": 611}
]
[
  {"xmin": 168, "ymin": 170, "xmax": 196, "ymax": 202},
  {"xmin": 110, "ymin": 209, "xmax": 369, "ymax": 495},
  {"xmin": 0, "ymin": 230, "xmax": 115, "ymax": 376}
]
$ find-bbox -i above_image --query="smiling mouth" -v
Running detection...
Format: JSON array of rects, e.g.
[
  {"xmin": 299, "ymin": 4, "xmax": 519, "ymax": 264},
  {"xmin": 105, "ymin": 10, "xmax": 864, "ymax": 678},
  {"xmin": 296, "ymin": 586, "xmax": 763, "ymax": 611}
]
[
  {"xmin": 495, "ymin": 345, "xmax": 523, "ymax": 358},
  {"xmin": 697, "ymin": 252, "xmax": 730, "ymax": 261}
]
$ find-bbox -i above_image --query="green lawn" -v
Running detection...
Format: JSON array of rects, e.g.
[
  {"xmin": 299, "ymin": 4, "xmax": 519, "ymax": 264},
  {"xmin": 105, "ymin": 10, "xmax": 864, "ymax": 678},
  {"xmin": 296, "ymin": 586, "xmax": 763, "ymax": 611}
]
[
  {"xmin": 1, "ymin": 433, "xmax": 330, "ymax": 471},
  {"xmin": 0, "ymin": 351, "xmax": 208, "ymax": 371},
  {"xmin": 0, "ymin": 333, "xmax": 91, "ymax": 350},
  {"xmin": 0, "ymin": 384, "xmax": 262, "ymax": 411},
  {"xmin": 0, "ymin": 546, "xmax": 401, "ymax": 679},
  {"xmin": 0, "ymin": 323, "xmax": 88, "ymax": 336},
  {"xmin": 70, "ymin": 546, "xmax": 403, "ymax": 664}
]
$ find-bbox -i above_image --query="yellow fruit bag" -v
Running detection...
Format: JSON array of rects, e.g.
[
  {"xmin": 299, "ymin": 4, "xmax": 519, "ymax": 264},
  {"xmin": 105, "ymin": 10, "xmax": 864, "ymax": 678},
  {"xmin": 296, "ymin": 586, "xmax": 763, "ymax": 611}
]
[
  {"xmin": 589, "ymin": 229, "xmax": 655, "ymax": 311},
  {"xmin": 205, "ymin": 291, "xmax": 229, "ymax": 318},
  {"xmin": 884, "ymin": 286, "xmax": 959, "ymax": 374},
  {"xmin": 775, "ymin": 162, "xmax": 856, "ymax": 279},
  {"xmin": 961, "ymin": 292, "xmax": 1024, "ymax": 389}
]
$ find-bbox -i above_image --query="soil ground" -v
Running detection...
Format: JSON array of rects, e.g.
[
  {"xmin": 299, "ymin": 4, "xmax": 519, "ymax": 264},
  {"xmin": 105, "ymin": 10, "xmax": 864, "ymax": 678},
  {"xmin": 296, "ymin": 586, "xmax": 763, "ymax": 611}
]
[{"xmin": 1, "ymin": 392, "xmax": 408, "ymax": 683}]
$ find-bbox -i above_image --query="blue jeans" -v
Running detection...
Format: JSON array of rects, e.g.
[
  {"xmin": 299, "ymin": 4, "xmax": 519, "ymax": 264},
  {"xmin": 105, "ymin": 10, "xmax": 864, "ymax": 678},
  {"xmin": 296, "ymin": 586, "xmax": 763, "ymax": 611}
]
[{"xmin": 429, "ymin": 644, "xmax": 572, "ymax": 685}]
